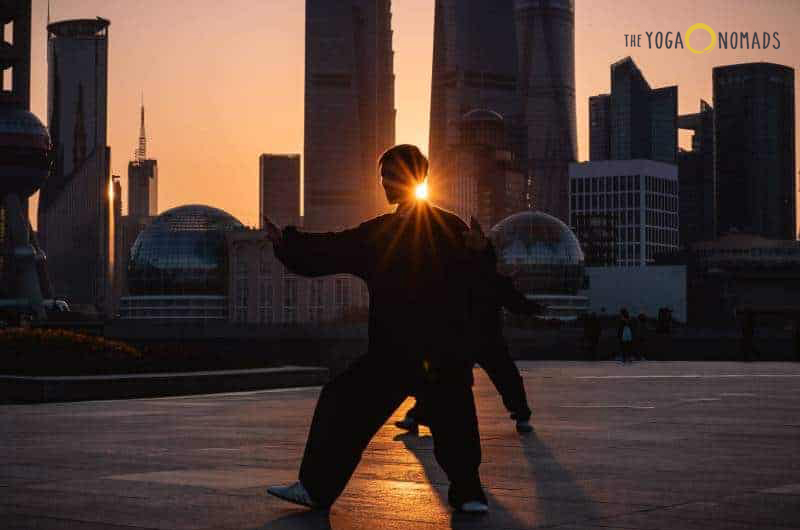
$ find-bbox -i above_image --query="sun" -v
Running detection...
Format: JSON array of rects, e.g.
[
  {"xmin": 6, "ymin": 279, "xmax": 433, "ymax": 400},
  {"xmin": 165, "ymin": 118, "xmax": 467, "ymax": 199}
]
[{"xmin": 415, "ymin": 181, "xmax": 429, "ymax": 200}]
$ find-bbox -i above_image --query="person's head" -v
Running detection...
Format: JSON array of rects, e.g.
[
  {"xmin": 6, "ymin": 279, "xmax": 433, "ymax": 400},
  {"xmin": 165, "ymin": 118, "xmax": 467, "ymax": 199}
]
[
  {"xmin": 620, "ymin": 308, "xmax": 629, "ymax": 319},
  {"xmin": 379, "ymin": 144, "xmax": 428, "ymax": 205}
]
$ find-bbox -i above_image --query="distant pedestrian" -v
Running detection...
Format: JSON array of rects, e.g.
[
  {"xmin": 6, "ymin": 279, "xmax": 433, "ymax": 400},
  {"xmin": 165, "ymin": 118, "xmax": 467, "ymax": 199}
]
[{"xmin": 617, "ymin": 308, "xmax": 634, "ymax": 363}]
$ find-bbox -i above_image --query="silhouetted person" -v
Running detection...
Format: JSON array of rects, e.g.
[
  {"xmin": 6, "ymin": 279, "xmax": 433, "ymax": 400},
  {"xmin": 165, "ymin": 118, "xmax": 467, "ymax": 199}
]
[
  {"xmin": 740, "ymin": 308, "xmax": 757, "ymax": 362},
  {"xmin": 395, "ymin": 234, "xmax": 543, "ymax": 434},
  {"xmin": 265, "ymin": 145, "xmax": 490, "ymax": 513},
  {"xmin": 617, "ymin": 308, "xmax": 634, "ymax": 363}
]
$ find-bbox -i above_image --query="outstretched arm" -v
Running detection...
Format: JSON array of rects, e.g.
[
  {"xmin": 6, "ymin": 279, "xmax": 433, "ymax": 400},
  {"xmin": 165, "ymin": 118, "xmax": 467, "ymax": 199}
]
[{"xmin": 264, "ymin": 216, "xmax": 367, "ymax": 278}]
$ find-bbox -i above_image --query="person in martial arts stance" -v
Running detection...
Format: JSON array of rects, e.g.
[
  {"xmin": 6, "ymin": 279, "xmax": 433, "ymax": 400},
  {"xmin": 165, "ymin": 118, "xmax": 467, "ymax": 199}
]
[
  {"xmin": 395, "ymin": 225, "xmax": 543, "ymax": 434},
  {"xmin": 265, "ymin": 145, "xmax": 489, "ymax": 513}
]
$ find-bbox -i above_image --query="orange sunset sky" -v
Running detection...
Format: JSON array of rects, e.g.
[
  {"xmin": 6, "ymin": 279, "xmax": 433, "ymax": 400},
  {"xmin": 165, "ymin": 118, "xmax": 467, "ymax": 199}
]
[{"xmin": 26, "ymin": 0, "xmax": 800, "ymax": 229}]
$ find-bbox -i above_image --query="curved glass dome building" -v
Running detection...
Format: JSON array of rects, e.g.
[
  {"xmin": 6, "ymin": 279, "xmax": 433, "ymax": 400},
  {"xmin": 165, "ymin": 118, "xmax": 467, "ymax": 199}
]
[
  {"xmin": 121, "ymin": 205, "xmax": 244, "ymax": 320},
  {"xmin": 489, "ymin": 211, "xmax": 588, "ymax": 320}
]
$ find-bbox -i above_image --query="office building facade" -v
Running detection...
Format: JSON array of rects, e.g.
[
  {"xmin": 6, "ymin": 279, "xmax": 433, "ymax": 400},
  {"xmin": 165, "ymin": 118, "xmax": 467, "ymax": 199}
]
[
  {"xmin": 713, "ymin": 62, "xmax": 796, "ymax": 239},
  {"xmin": 569, "ymin": 160, "xmax": 679, "ymax": 267},
  {"xmin": 588, "ymin": 94, "xmax": 611, "ymax": 162},
  {"xmin": 590, "ymin": 57, "xmax": 677, "ymax": 164},
  {"xmin": 38, "ymin": 18, "xmax": 113, "ymax": 313},
  {"xmin": 228, "ymin": 231, "xmax": 369, "ymax": 325},
  {"xmin": 677, "ymin": 100, "xmax": 715, "ymax": 246},
  {"xmin": 303, "ymin": 0, "xmax": 396, "ymax": 231},
  {"xmin": 259, "ymin": 154, "xmax": 301, "ymax": 229}
]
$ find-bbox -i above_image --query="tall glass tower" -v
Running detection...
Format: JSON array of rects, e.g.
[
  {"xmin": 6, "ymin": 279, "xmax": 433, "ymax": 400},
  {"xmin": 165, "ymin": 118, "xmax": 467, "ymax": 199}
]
[
  {"xmin": 303, "ymin": 0, "xmax": 396, "ymax": 231},
  {"xmin": 515, "ymin": 0, "xmax": 578, "ymax": 222},
  {"xmin": 714, "ymin": 62, "xmax": 796, "ymax": 239},
  {"xmin": 428, "ymin": 0, "xmax": 520, "ymax": 204},
  {"xmin": 38, "ymin": 18, "xmax": 113, "ymax": 313}
]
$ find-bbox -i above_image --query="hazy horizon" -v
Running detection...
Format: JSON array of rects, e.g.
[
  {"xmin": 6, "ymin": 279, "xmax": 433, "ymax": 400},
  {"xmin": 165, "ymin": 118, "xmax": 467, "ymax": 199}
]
[{"xmin": 26, "ymin": 0, "xmax": 800, "ymax": 229}]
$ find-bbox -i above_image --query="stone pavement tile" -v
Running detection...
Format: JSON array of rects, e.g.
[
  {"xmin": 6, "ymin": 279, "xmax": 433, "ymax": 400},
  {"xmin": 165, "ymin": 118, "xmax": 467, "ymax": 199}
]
[
  {"xmin": 763, "ymin": 483, "xmax": 800, "ymax": 496},
  {"xmin": 1, "ymin": 488, "xmax": 213, "ymax": 530},
  {"xmin": 658, "ymin": 494, "xmax": 800, "ymax": 529},
  {"xmin": 1, "ymin": 485, "xmax": 296, "ymax": 530},
  {"xmin": 108, "ymin": 468, "xmax": 281, "ymax": 490},
  {"xmin": 1, "ymin": 513, "xmax": 158, "ymax": 530},
  {"xmin": 587, "ymin": 507, "xmax": 800, "ymax": 530}
]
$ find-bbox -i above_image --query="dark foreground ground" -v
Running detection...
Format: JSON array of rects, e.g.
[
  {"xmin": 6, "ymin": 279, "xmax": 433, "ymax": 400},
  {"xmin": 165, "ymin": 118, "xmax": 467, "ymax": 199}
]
[{"xmin": 2, "ymin": 361, "xmax": 800, "ymax": 529}]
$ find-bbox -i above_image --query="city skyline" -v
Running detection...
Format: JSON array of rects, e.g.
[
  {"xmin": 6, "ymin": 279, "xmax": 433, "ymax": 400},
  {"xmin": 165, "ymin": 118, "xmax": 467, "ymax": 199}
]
[{"xmin": 23, "ymin": 0, "xmax": 800, "ymax": 230}]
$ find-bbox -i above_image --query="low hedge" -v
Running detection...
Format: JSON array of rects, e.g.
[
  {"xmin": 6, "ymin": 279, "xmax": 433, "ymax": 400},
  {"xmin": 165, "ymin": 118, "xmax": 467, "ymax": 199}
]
[{"xmin": 0, "ymin": 328, "xmax": 142, "ymax": 376}]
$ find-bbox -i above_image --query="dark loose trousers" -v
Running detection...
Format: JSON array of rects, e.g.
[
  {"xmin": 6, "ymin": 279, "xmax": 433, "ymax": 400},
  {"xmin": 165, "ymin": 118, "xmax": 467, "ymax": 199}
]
[
  {"xmin": 407, "ymin": 252, "xmax": 538, "ymax": 425},
  {"xmin": 406, "ymin": 341, "xmax": 530, "ymax": 425},
  {"xmin": 478, "ymin": 342, "xmax": 531, "ymax": 421},
  {"xmin": 299, "ymin": 354, "xmax": 483, "ymax": 508},
  {"xmin": 274, "ymin": 203, "xmax": 485, "ymax": 508}
]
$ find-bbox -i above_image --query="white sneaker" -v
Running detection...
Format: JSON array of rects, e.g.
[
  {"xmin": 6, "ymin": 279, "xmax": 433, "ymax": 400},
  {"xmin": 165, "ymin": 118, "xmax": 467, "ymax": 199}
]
[
  {"xmin": 460, "ymin": 500, "xmax": 489, "ymax": 513},
  {"xmin": 267, "ymin": 481, "xmax": 319, "ymax": 509}
]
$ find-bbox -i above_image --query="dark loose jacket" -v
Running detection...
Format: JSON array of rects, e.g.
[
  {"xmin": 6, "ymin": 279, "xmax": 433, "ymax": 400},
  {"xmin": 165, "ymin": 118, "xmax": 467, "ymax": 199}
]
[{"xmin": 274, "ymin": 202, "xmax": 475, "ymax": 382}]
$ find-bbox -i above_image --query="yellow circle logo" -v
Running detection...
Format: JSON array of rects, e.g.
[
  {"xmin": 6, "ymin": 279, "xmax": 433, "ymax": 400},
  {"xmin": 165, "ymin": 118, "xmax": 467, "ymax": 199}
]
[{"xmin": 686, "ymin": 23, "xmax": 717, "ymax": 54}]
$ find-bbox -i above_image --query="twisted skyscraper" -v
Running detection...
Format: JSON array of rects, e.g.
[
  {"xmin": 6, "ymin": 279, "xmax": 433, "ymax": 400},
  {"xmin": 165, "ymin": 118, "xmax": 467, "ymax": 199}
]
[
  {"xmin": 515, "ymin": 0, "xmax": 577, "ymax": 221},
  {"xmin": 428, "ymin": 0, "xmax": 519, "ymax": 195},
  {"xmin": 429, "ymin": 0, "xmax": 577, "ymax": 223}
]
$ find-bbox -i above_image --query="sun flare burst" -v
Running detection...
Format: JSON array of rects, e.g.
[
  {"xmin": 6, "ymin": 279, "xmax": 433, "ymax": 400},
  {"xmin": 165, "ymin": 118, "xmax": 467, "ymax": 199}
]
[{"xmin": 415, "ymin": 181, "xmax": 429, "ymax": 200}]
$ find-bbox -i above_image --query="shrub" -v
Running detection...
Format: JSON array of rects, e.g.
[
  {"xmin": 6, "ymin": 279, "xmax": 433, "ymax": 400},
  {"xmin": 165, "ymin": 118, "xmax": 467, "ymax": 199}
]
[{"xmin": 0, "ymin": 328, "xmax": 141, "ymax": 375}]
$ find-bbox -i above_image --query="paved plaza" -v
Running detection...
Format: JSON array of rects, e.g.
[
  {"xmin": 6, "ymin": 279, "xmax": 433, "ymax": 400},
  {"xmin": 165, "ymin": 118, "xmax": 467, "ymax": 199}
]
[{"xmin": 2, "ymin": 361, "xmax": 800, "ymax": 529}]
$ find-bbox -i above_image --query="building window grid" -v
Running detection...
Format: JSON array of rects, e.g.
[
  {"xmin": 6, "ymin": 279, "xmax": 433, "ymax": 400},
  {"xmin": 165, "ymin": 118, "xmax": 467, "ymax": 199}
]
[
  {"xmin": 283, "ymin": 275, "xmax": 298, "ymax": 324},
  {"xmin": 259, "ymin": 275, "xmax": 273, "ymax": 324},
  {"xmin": 309, "ymin": 278, "xmax": 324, "ymax": 322},
  {"xmin": 234, "ymin": 250, "xmax": 248, "ymax": 322},
  {"xmin": 571, "ymin": 173, "xmax": 678, "ymax": 266},
  {"xmin": 334, "ymin": 277, "xmax": 351, "ymax": 315}
]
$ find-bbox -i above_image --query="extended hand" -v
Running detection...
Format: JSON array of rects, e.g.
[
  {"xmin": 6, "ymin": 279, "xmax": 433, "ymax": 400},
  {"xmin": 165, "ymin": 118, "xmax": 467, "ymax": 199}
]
[
  {"xmin": 464, "ymin": 216, "xmax": 488, "ymax": 251},
  {"xmin": 262, "ymin": 216, "xmax": 282, "ymax": 244}
]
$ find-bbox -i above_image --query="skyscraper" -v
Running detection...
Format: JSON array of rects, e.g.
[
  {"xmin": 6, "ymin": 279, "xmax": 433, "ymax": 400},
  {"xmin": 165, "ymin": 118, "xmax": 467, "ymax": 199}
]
[
  {"xmin": 594, "ymin": 57, "xmax": 677, "ymax": 164},
  {"xmin": 677, "ymin": 100, "xmax": 715, "ymax": 246},
  {"xmin": 714, "ymin": 63, "xmax": 796, "ymax": 240},
  {"xmin": 38, "ymin": 18, "xmax": 113, "ymax": 313},
  {"xmin": 116, "ymin": 103, "xmax": 158, "ymax": 302},
  {"xmin": 515, "ymin": 0, "xmax": 578, "ymax": 222},
  {"xmin": 127, "ymin": 103, "xmax": 158, "ymax": 218},
  {"xmin": 303, "ymin": 0, "xmax": 395, "ymax": 231},
  {"xmin": 588, "ymin": 94, "xmax": 611, "ymax": 161},
  {"xmin": 428, "ymin": 0, "xmax": 519, "ymax": 197},
  {"xmin": 259, "ymin": 154, "xmax": 301, "ymax": 228},
  {"xmin": 436, "ymin": 109, "xmax": 526, "ymax": 231},
  {"xmin": 569, "ymin": 160, "xmax": 679, "ymax": 267}
]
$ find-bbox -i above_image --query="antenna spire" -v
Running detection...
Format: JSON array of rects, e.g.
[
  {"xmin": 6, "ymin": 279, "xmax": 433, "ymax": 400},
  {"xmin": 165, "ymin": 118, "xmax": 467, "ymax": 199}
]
[{"xmin": 136, "ymin": 94, "xmax": 146, "ymax": 161}]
